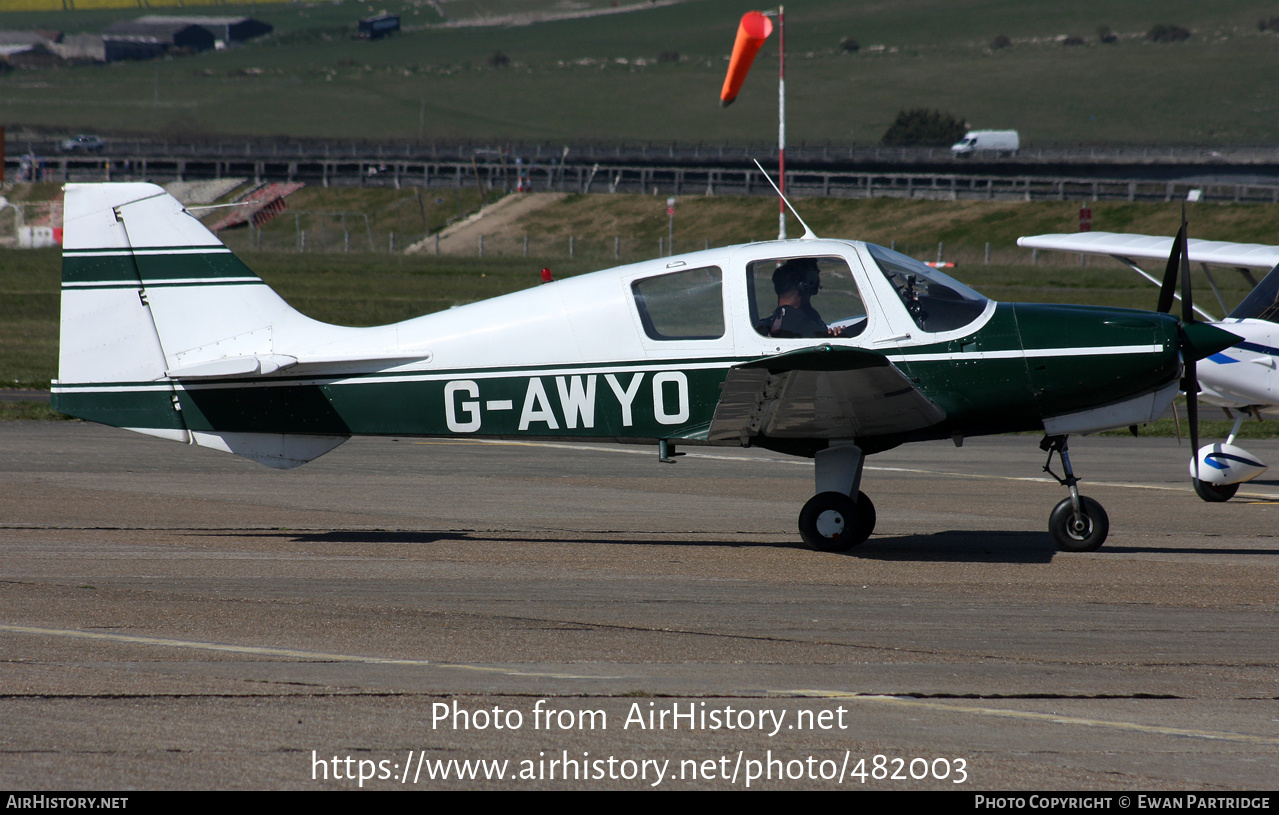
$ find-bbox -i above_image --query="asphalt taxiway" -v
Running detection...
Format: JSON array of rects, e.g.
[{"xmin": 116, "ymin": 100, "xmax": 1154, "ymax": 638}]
[{"xmin": 1, "ymin": 422, "xmax": 1276, "ymax": 789}]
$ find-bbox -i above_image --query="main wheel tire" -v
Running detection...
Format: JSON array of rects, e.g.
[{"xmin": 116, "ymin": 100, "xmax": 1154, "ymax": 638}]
[
  {"xmin": 799, "ymin": 491, "xmax": 874, "ymax": 552},
  {"xmin": 853, "ymin": 491, "xmax": 876, "ymax": 542},
  {"xmin": 1048, "ymin": 496, "xmax": 1109, "ymax": 552},
  {"xmin": 1193, "ymin": 478, "xmax": 1239, "ymax": 503}
]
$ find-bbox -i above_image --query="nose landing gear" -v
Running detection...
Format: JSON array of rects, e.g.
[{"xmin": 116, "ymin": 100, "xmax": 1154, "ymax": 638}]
[{"xmin": 1041, "ymin": 435, "xmax": 1109, "ymax": 552}]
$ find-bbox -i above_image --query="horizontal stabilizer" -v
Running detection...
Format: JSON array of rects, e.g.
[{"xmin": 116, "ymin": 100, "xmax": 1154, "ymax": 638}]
[
  {"xmin": 165, "ymin": 354, "xmax": 298, "ymax": 379},
  {"xmin": 164, "ymin": 352, "xmax": 429, "ymax": 379}
]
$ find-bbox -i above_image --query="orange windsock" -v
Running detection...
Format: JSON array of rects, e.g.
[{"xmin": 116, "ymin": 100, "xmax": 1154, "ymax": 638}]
[{"xmin": 720, "ymin": 11, "xmax": 773, "ymax": 107}]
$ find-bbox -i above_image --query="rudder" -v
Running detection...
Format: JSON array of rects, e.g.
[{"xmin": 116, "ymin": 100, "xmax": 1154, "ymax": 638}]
[{"xmin": 54, "ymin": 183, "xmax": 349, "ymax": 468}]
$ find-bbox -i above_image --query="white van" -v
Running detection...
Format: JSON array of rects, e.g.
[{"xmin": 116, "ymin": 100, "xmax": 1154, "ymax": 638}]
[{"xmin": 951, "ymin": 130, "xmax": 1020, "ymax": 157}]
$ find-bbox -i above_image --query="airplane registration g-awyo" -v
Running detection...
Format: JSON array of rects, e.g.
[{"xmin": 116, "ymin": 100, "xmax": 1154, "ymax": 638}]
[{"xmin": 53, "ymin": 183, "xmax": 1238, "ymax": 552}]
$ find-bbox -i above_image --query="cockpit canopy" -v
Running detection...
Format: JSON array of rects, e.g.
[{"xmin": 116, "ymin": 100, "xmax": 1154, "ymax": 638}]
[{"xmin": 866, "ymin": 243, "xmax": 988, "ymax": 333}]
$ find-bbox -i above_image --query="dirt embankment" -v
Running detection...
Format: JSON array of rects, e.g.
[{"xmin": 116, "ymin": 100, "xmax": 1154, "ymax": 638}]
[{"xmin": 405, "ymin": 192, "xmax": 566, "ymax": 255}]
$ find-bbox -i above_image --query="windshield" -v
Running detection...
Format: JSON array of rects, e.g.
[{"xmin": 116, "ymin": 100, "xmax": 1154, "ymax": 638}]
[{"xmin": 866, "ymin": 244, "xmax": 988, "ymax": 333}]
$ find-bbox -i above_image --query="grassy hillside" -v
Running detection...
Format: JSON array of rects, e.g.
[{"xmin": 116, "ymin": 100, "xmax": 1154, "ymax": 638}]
[{"xmin": 1, "ymin": 0, "xmax": 1277, "ymax": 144}]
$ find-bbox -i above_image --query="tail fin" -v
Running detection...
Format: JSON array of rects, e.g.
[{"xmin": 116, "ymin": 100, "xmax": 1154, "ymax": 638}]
[
  {"xmin": 54, "ymin": 183, "xmax": 348, "ymax": 468},
  {"xmin": 1228, "ymin": 261, "xmax": 1279, "ymax": 323}
]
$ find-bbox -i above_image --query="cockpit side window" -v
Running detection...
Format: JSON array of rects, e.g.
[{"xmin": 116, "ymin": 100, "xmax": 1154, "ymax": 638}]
[
  {"xmin": 866, "ymin": 244, "xmax": 988, "ymax": 333},
  {"xmin": 748, "ymin": 256, "xmax": 868, "ymax": 339},
  {"xmin": 631, "ymin": 266, "xmax": 725, "ymax": 340}
]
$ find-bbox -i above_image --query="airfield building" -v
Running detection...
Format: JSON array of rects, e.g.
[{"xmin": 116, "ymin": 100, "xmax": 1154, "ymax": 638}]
[
  {"xmin": 101, "ymin": 19, "xmax": 216, "ymax": 61},
  {"xmin": 131, "ymin": 15, "xmax": 273, "ymax": 49}
]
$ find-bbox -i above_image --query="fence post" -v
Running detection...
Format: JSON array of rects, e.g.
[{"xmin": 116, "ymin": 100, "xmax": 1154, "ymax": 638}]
[
  {"xmin": 984, "ymin": 242, "xmax": 990, "ymax": 264},
  {"xmin": 615, "ymin": 236, "xmax": 620, "ymax": 259},
  {"xmin": 479, "ymin": 234, "xmax": 484, "ymax": 257},
  {"xmin": 524, "ymin": 235, "xmax": 529, "ymax": 257},
  {"xmin": 937, "ymin": 242, "xmax": 944, "ymax": 263},
  {"xmin": 658, "ymin": 237, "xmax": 664, "ymax": 257},
  {"xmin": 569, "ymin": 236, "xmax": 575, "ymax": 259}
]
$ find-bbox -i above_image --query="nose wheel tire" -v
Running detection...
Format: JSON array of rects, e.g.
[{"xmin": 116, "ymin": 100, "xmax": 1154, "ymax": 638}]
[
  {"xmin": 799, "ymin": 491, "xmax": 876, "ymax": 552},
  {"xmin": 1192, "ymin": 478, "xmax": 1239, "ymax": 503},
  {"xmin": 1048, "ymin": 496, "xmax": 1109, "ymax": 552}
]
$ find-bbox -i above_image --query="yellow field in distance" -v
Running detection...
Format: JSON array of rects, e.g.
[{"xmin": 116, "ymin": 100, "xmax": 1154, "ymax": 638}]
[{"xmin": 0, "ymin": 0, "xmax": 258, "ymax": 11}]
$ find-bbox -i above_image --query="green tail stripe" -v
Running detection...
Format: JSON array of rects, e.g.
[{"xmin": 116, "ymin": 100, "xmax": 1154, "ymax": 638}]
[{"xmin": 62, "ymin": 251, "xmax": 261, "ymax": 284}]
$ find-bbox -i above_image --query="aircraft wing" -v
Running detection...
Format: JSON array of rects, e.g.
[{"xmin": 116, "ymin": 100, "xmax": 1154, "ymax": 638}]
[
  {"xmin": 1016, "ymin": 232, "xmax": 1279, "ymax": 269},
  {"xmin": 707, "ymin": 345, "xmax": 946, "ymax": 442}
]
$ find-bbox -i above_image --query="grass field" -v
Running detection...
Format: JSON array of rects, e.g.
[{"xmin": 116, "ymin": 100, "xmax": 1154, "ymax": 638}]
[{"xmin": 1, "ymin": 0, "xmax": 1277, "ymax": 144}]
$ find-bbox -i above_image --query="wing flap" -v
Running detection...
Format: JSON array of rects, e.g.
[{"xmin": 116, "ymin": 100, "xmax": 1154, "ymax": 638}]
[{"xmin": 709, "ymin": 345, "xmax": 945, "ymax": 442}]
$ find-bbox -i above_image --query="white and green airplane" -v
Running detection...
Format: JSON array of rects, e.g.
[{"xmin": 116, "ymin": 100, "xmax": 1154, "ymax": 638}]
[{"xmin": 52, "ymin": 183, "xmax": 1238, "ymax": 552}]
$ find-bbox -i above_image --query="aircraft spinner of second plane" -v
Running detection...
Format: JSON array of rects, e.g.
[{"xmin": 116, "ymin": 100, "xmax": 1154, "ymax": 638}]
[{"xmin": 53, "ymin": 184, "xmax": 1238, "ymax": 552}]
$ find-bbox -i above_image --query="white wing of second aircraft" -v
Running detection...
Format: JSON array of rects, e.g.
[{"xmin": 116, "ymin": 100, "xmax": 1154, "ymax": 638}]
[{"xmin": 1016, "ymin": 231, "xmax": 1279, "ymax": 269}]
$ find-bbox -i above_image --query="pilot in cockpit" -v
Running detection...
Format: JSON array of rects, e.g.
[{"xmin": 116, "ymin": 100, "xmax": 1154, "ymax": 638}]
[{"xmin": 759, "ymin": 257, "xmax": 847, "ymax": 339}]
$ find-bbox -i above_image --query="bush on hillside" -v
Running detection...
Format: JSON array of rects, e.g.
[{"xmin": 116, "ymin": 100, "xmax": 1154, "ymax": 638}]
[
  {"xmin": 1097, "ymin": 25, "xmax": 1117, "ymax": 43},
  {"xmin": 880, "ymin": 109, "xmax": 967, "ymax": 147},
  {"xmin": 1147, "ymin": 24, "xmax": 1190, "ymax": 43},
  {"xmin": 990, "ymin": 34, "xmax": 1011, "ymax": 49},
  {"xmin": 840, "ymin": 37, "xmax": 860, "ymax": 53}
]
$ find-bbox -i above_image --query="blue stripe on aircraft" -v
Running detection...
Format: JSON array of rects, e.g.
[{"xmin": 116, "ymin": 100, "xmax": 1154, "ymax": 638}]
[
  {"xmin": 1205, "ymin": 452, "xmax": 1265, "ymax": 470},
  {"xmin": 1235, "ymin": 341, "xmax": 1279, "ymax": 357},
  {"xmin": 1207, "ymin": 353, "xmax": 1238, "ymax": 364}
]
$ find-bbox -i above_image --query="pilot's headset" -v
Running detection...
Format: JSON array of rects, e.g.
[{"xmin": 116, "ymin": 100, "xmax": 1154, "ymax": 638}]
[{"xmin": 773, "ymin": 258, "xmax": 822, "ymax": 297}]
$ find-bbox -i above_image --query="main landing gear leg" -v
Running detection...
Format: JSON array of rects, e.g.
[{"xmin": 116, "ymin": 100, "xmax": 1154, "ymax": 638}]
[
  {"xmin": 1041, "ymin": 434, "xmax": 1109, "ymax": 552},
  {"xmin": 799, "ymin": 441, "xmax": 876, "ymax": 552}
]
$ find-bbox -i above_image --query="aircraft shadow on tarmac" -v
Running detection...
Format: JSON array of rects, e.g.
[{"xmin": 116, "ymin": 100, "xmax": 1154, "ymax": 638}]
[
  {"xmin": 252, "ymin": 528, "xmax": 1067, "ymax": 563},
  {"xmin": 238, "ymin": 528, "xmax": 1279, "ymax": 561},
  {"xmin": 851, "ymin": 531, "xmax": 1056, "ymax": 563}
]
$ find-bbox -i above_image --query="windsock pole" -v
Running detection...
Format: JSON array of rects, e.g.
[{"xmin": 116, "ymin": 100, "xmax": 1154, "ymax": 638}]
[
  {"xmin": 777, "ymin": 5, "xmax": 785, "ymax": 240},
  {"xmin": 719, "ymin": 8, "xmax": 785, "ymax": 239}
]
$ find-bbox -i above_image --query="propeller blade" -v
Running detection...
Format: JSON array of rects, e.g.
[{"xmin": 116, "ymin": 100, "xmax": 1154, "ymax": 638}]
[
  {"xmin": 1184, "ymin": 358, "xmax": 1199, "ymax": 480},
  {"xmin": 1177, "ymin": 207, "xmax": 1198, "ymax": 478},
  {"xmin": 1171, "ymin": 205, "xmax": 1202, "ymax": 481},
  {"xmin": 1179, "ymin": 213, "xmax": 1193, "ymax": 326},
  {"xmin": 1156, "ymin": 221, "xmax": 1186, "ymax": 314}
]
